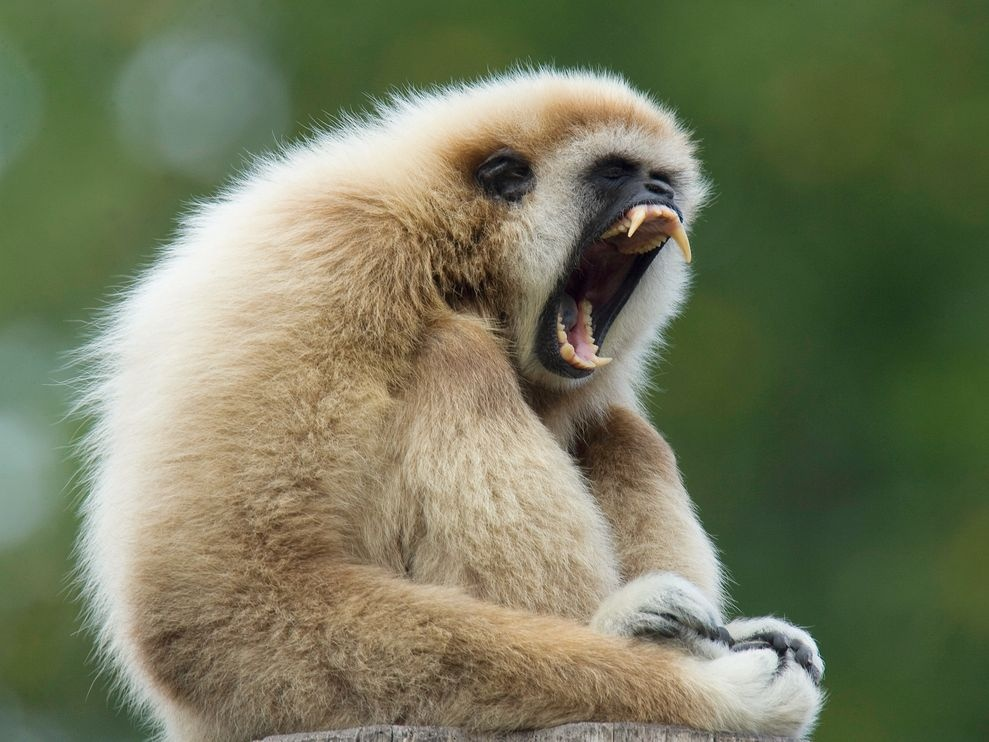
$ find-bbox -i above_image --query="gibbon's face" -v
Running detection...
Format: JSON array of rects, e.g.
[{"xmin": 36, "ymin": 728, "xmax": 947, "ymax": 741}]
[
  {"xmin": 475, "ymin": 142, "xmax": 695, "ymax": 384},
  {"xmin": 408, "ymin": 74, "xmax": 706, "ymax": 388}
]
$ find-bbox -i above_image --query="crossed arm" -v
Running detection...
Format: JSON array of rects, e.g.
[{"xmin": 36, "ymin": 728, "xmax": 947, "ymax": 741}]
[
  {"xmin": 577, "ymin": 405, "xmax": 723, "ymax": 606},
  {"xmin": 134, "ymin": 313, "xmax": 821, "ymax": 739}
]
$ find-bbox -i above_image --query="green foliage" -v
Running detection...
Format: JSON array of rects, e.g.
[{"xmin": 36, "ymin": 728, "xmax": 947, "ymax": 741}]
[{"xmin": 0, "ymin": 1, "xmax": 985, "ymax": 739}]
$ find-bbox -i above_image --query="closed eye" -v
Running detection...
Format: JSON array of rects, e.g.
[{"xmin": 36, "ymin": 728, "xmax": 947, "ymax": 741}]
[{"xmin": 592, "ymin": 156, "xmax": 639, "ymax": 182}]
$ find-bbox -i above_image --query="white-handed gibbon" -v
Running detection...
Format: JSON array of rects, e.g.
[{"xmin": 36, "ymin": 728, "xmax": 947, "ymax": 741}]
[{"xmin": 77, "ymin": 69, "xmax": 824, "ymax": 741}]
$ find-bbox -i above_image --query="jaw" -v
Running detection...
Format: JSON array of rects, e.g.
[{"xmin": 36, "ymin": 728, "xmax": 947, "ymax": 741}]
[{"xmin": 532, "ymin": 202, "xmax": 691, "ymax": 382}]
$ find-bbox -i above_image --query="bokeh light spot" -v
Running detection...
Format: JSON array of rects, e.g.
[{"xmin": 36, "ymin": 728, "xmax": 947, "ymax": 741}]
[
  {"xmin": 0, "ymin": 412, "xmax": 55, "ymax": 549},
  {"xmin": 114, "ymin": 33, "xmax": 290, "ymax": 180},
  {"xmin": 0, "ymin": 39, "xmax": 43, "ymax": 178}
]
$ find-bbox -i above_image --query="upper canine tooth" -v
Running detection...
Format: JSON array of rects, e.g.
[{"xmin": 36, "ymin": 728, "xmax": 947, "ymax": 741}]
[
  {"xmin": 668, "ymin": 221, "xmax": 692, "ymax": 263},
  {"xmin": 627, "ymin": 205, "xmax": 648, "ymax": 237}
]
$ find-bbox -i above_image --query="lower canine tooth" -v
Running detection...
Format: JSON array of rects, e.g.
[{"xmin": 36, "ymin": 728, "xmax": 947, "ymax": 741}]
[{"xmin": 593, "ymin": 356, "xmax": 613, "ymax": 367}]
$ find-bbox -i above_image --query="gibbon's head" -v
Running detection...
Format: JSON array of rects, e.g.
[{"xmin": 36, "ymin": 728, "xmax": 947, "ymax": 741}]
[{"xmin": 320, "ymin": 69, "xmax": 708, "ymax": 389}]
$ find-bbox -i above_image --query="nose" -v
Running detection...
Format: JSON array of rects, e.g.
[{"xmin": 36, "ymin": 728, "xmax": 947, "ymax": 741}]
[{"xmin": 644, "ymin": 178, "xmax": 675, "ymax": 199}]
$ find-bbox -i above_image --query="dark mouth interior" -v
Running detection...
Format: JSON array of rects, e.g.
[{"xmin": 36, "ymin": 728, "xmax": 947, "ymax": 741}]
[
  {"xmin": 535, "ymin": 198, "xmax": 687, "ymax": 379},
  {"xmin": 563, "ymin": 241, "xmax": 646, "ymax": 337},
  {"xmin": 552, "ymin": 218, "xmax": 672, "ymax": 374}
]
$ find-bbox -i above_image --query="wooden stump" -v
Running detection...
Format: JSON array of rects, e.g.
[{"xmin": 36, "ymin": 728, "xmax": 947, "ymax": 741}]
[{"xmin": 261, "ymin": 723, "xmax": 794, "ymax": 741}]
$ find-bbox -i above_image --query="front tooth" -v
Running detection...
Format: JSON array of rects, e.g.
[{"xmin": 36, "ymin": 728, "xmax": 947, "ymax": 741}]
[
  {"xmin": 618, "ymin": 237, "xmax": 661, "ymax": 255},
  {"xmin": 667, "ymin": 222, "xmax": 692, "ymax": 263},
  {"xmin": 644, "ymin": 234, "xmax": 669, "ymax": 253},
  {"xmin": 627, "ymin": 206, "xmax": 648, "ymax": 237},
  {"xmin": 580, "ymin": 300, "xmax": 596, "ymax": 338}
]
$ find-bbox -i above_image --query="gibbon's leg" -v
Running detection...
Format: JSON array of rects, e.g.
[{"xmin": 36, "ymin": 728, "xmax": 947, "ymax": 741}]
[{"xmin": 149, "ymin": 561, "xmax": 819, "ymax": 740}]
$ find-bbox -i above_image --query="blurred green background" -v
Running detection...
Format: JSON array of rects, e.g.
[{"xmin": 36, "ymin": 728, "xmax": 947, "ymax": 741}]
[{"xmin": 0, "ymin": 1, "xmax": 986, "ymax": 739}]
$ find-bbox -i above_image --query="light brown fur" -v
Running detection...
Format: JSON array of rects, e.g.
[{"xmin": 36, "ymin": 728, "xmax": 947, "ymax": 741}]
[{"xmin": 78, "ymin": 70, "xmax": 822, "ymax": 741}]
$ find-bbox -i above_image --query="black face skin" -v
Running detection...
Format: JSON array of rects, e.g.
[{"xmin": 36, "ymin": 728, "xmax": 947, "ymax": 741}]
[{"xmin": 531, "ymin": 156, "xmax": 683, "ymax": 379}]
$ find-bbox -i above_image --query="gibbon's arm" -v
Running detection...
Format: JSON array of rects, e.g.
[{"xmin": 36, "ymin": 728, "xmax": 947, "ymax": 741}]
[
  {"xmin": 577, "ymin": 407, "xmax": 724, "ymax": 610},
  {"xmin": 140, "ymin": 312, "xmax": 813, "ymax": 739}
]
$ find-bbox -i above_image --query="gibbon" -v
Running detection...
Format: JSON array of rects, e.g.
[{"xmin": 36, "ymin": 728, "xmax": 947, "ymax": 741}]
[{"xmin": 77, "ymin": 69, "xmax": 824, "ymax": 741}]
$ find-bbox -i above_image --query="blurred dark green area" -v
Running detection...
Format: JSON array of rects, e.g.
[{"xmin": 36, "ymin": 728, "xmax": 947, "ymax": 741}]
[{"xmin": 0, "ymin": 1, "xmax": 986, "ymax": 739}]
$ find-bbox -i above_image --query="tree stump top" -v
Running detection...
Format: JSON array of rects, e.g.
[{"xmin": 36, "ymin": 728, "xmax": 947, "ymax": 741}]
[{"xmin": 261, "ymin": 723, "xmax": 794, "ymax": 741}]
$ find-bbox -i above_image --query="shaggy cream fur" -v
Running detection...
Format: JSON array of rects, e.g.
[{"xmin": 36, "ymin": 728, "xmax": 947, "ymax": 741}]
[{"xmin": 77, "ymin": 69, "xmax": 823, "ymax": 741}]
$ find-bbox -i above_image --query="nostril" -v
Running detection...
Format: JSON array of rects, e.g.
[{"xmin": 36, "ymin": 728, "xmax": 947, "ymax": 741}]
[{"xmin": 644, "ymin": 179, "xmax": 675, "ymax": 198}]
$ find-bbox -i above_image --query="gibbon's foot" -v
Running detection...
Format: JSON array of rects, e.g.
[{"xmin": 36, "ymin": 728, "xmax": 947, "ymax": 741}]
[
  {"xmin": 686, "ymin": 641, "xmax": 823, "ymax": 738},
  {"xmin": 726, "ymin": 616, "xmax": 824, "ymax": 686},
  {"xmin": 591, "ymin": 573, "xmax": 731, "ymax": 658}
]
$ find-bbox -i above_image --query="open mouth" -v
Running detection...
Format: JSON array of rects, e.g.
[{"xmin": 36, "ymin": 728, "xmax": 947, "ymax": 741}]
[{"xmin": 541, "ymin": 203, "xmax": 691, "ymax": 377}]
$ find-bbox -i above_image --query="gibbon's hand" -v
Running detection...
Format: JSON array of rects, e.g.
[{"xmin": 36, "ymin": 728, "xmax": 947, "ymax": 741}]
[
  {"xmin": 591, "ymin": 574, "xmax": 825, "ymax": 689},
  {"xmin": 726, "ymin": 616, "xmax": 825, "ymax": 686},
  {"xmin": 591, "ymin": 572, "xmax": 731, "ymax": 658}
]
